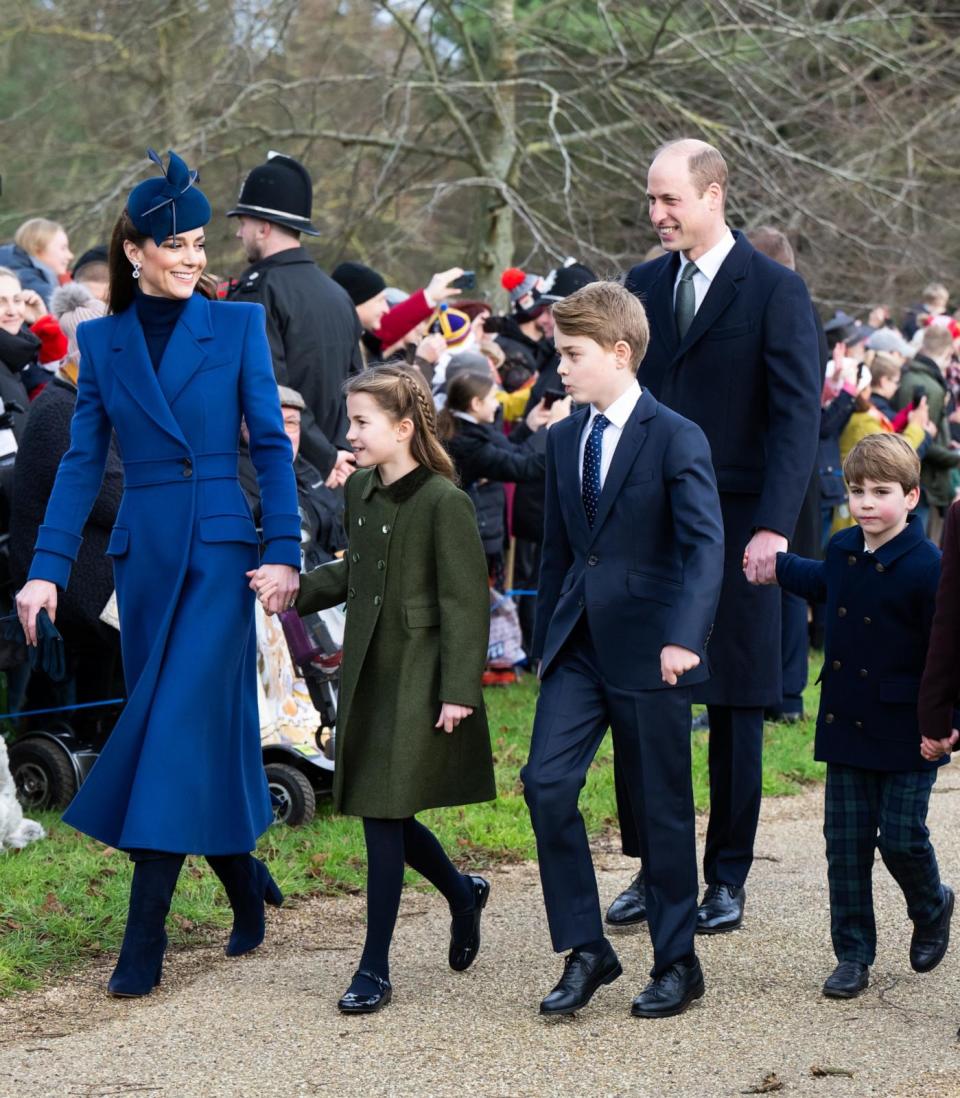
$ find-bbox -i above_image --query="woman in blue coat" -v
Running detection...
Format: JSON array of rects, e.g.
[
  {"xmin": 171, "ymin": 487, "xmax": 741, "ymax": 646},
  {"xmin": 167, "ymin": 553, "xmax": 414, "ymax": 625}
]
[{"xmin": 15, "ymin": 150, "xmax": 301, "ymax": 997}]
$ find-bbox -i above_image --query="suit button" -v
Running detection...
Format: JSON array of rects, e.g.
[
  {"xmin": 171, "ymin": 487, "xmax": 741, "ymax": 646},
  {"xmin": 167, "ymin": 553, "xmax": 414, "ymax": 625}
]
[
  {"xmin": 182, "ymin": 457, "xmax": 193, "ymax": 478},
  {"xmin": 855, "ymin": 721, "xmax": 863, "ymax": 729},
  {"xmin": 848, "ymin": 555, "xmax": 857, "ymax": 565},
  {"xmin": 377, "ymin": 560, "xmax": 385, "ymax": 570},
  {"xmin": 863, "ymin": 616, "xmax": 871, "ymax": 625},
  {"xmin": 348, "ymin": 587, "xmax": 356, "ymax": 599},
  {"xmin": 358, "ymin": 517, "xmax": 366, "ymax": 527},
  {"xmin": 859, "ymin": 668, "xmax": 868, "ymax": 678},
  {"xmin": 352, "ymin": 552, "xmax": 360, "ymax": 563},
  {"xmin": 831, "ymin": 660, "xmax": 841, "ymax": 670},
  {"xmin": 838, "ymin": 607, "xmax": 847, "ymax": 617},
  {"xmin": 875, "ymin": 562, "xmax": 885, "ymax": 573},
  {"xmin": 374, "ymin": 595, "xmax": 382, "ymax": 606},
  {"xmin": 587, "ymin": 555, "xmax": 598, "ymax": 566},
  {"xmin": 578, "ymin": 597, "xmax": 585, "ymax": 609},
  {"xmin": 825, "ymin": 713, "xmax": 835, "ymax": 723}
]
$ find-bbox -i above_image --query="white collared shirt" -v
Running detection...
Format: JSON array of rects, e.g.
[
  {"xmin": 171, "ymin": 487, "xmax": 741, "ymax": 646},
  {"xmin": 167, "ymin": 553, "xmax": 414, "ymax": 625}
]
[
  {"xmin": 578, "ymin": 381, "xmax": 642, "ymax": 488},
  {"xmin": 672, "ymin": 227, "xmax": 736, "ymax": 314}
]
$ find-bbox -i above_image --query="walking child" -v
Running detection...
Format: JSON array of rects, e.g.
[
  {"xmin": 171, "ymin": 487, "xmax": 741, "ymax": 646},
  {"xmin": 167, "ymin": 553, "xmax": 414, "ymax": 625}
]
[
  {"xmin": 282, "ymin": 363, "xmax": 496, "ymax": 1013},
  {"xmin": 750, "ymin": 433, "xmax": 953, "ymax": 998}
]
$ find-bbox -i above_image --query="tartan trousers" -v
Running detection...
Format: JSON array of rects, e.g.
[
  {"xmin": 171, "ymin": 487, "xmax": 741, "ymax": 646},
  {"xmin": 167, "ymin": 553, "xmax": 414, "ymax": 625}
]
[{"xmin": 824, "ymin": 763, "xmax": 945, "ymax": 965}]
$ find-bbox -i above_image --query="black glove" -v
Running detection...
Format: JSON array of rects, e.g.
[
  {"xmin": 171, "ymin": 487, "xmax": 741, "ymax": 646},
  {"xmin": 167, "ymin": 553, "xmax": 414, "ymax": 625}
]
[{"xmin": 0, "ymin": 609, "xmax": 67, "ymax": 681}]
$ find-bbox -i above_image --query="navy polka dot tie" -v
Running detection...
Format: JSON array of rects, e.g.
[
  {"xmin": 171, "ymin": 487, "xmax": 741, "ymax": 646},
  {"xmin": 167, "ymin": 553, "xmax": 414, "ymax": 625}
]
[{"xmin": 582, "ymin": 413, "xmax": 609, "ymax": 528}]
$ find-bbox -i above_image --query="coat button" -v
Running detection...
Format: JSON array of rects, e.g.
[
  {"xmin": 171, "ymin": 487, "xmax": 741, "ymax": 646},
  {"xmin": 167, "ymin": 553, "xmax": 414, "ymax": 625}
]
[
  {"xmin": 374, "ymin": 595, "xmax": 382, "ymax": 606},
  {"xmin": 577, "ymin": 597, "xmax": 585, "ymax": 609},
  {"xmin": 859, "ymin": 668, "xmax": 868, "ymax": 678},
  {"xmin": 831, "ymin": 660, "xmax": 841, "ymax": 670},
  {"xmin": 352, "ymin": 552, "xmax": 360, "ymax": 563},
  {"xmin": 855, "ymin": 721, "xmax": 863, "ymax": 729},
  {"xmin": 863, "ymin": 616, "xmax": 871, "ymax": 625},
  {"xmin": 825, "ymin": 713, "xmax": 835, "ymax": 723},
  {"xmin": 875, "ymin": 562, "xmax": 885, "ymax": 573},
  {"xmin": 838, "ymin": 607, "xmax": 847, "ymax": 617},
  {"xmin": 348, "ymin": 587, "xmax": 356, "ymax": 599},
  {"xmin": 381, "ymin": 524, "xmax": 390, "ymax": 534},
  {"xmin": 182, "ymin": 457, "xmax": 193, "ymax": 478},
  {"xmin": 848, "ymin": 555, "xmax": 857, "ymax": 565},
  {"xmin": 587, "ymin": 554, "xmax": 599, "ymax": 566},
  {"xmin": 358, "ymin": 516, "xmax": 366, "ymax": 527},
  {"xmin": 377, "ymin": 560, "xmax": 385, "ymax": 570}
]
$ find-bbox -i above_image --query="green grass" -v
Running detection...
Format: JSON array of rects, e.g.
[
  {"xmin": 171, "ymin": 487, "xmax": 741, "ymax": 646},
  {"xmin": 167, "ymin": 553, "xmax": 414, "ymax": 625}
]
[{"xmin": 0, "ymin": 668, "xmax": 825, "ymax": 996}]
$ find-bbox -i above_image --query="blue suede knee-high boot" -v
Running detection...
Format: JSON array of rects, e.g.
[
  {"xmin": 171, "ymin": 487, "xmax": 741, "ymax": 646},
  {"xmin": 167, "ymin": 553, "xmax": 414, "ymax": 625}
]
[
  {"xmin": 108, "ymin": 852, "xmax": 186, "ymax": 998},
  {"xmin": 205, "ymin": 854, "xmax": 283, "ymax": 957}
]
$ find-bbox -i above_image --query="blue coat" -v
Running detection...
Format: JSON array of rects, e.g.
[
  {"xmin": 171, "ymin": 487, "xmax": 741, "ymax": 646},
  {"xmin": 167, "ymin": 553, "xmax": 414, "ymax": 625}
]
[
  {"xmin": 776, "ymin": 515, "xmax": 943, "ymax": 772},
  {"xmin": 28, "ymin": 294, "xmax": 301, "ymax": 853},
  {"xmin": 0, "ymin": 244, "xmax": 58, "ymax": 307},
  {"xmin": 533, "ymin": 388, "xmax": 724, "ymax": 691},
  {"xmin": 625, "ymin": 233, "xmax": 821, "ymax": 706}
]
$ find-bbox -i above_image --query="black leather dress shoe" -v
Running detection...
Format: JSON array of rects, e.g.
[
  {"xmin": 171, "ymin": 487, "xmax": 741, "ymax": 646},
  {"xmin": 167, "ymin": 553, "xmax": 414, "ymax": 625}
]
[
  {"xmin": 911, "ymin": 884, "xmax": 954, "ymax": 973},
  {"xmin": 696, "ymin": 883, "xmax": 745, "ymax": 934},
  {"xmin": 337, "ymin": 969, "xmax": 392, "ymax": 1014},
  {"xmin": 631, "ymin": 957, "xmax": 705, "ymax": 1018},
  {"xmin": 449, "ymin": 875, "xmax": 490, "ymax": 972},
  {"xmin": 822, "ymin": 961, "xmax": 869, "ymax": 999},
  {"xmin": 540, "ymin": 941, "xmax": 622, "ymax": 1016},
  {"xmin": 605, "ymin": 870, "xmax": 646, "ymax": 928}
]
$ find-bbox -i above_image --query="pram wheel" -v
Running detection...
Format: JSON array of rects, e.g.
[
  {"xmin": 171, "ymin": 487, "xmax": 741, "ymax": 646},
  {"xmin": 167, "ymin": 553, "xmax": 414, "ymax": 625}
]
[
  {"xmin": 265, "ymin": 762, "xmax": 316, "ymax": 827},
  {"xmin": 9, "ymin": 736, "xmax": 78, "ymax": 809}
]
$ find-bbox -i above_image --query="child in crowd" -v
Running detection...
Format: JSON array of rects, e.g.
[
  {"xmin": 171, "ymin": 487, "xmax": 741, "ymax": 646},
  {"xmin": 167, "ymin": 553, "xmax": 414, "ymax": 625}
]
[
  {"xmin": 750, "ymin": 434, "xmax": 953, "ymax": 999},
  {"xmin": 281, "ymin": 364, "xmax": 496, "ymax": 1015}
]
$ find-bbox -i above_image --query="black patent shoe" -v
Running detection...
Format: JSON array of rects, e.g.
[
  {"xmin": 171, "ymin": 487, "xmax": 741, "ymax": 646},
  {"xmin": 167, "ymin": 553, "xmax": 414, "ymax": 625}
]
[
  {"xmin": 449, "ymin": 875, "xmax": 490, "ymax": 972},
  {"xmin": 696, "ymin": 883, "xmax": 745, "ymax": 935},
  {"xmin": 606, "ymin": 869, "xmax": 647, "ymax": 928},
  {"xmin": 911, "ymin": 884, "xmax": 954, "ymax": 973},
  {"xmin": 337, "ymin": 969, "xmax": 393, "ymax": 1014},
  {"xmin": 631, "ymin": 957, "xmax": 705, "ymax": 1018},
  {"xmin": 822, "ymin": 961, "xmax": 869, "ymax": 999},
  {"xmin": 539, "ymin": 941, "xmax": 622, "ymax": 1016}
]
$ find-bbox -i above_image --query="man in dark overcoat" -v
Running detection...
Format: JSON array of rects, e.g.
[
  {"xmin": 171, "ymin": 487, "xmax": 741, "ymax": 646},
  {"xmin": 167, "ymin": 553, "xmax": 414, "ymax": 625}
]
[
  {"xmin": 616, "ymin": 139, "xmax": 821, "ymax": 934},
  {"xmin": 228, "ymin": 153, "xmax": 362, "ymax": 484}
]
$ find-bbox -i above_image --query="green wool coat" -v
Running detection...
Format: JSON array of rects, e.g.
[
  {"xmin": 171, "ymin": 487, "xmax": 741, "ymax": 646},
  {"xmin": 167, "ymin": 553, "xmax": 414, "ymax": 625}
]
[{"xmin": 295, "ymin": 464, "xmax": 496, "ymax": 818}]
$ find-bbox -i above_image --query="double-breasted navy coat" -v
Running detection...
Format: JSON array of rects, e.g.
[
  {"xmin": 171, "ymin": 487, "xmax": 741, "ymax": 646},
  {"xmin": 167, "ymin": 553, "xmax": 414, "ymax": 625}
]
[
  {"xmin": 28, "ymin": 294, "xmax": 301, "ymax": 854},
  {"xmin": 625, "ymin": 233, "xmax": 821, "ymax": 706}
]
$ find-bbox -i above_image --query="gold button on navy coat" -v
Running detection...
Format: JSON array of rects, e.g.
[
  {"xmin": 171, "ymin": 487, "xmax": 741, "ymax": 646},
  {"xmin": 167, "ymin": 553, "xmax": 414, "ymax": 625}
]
[
  {"xmin": 296, "ymin": 465, "xmax": 495, "ymax": 818},
  {"xmin": 27, "ymin": 294, "xmax": 302, "ymax": 852}
]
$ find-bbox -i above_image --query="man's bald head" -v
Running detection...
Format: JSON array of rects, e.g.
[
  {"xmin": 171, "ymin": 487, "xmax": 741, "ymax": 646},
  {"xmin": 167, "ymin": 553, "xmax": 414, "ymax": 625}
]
[{"xmin": 652, "ymin": 139, "xmax": 728, "ymax": 202}]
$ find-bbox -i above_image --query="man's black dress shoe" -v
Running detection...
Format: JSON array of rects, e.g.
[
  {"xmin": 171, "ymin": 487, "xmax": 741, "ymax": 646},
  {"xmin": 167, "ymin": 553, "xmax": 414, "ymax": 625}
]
[
  {"xmin": 337, "ymin": 969, "xmax": 392, "ymax": 1014},
  {"xmin": 822, "ymin": 961, "xmax": 869, "ymax": 999},
  {"xmin": 606, "ymin": 870, "xmax": 646, "ymax": 928},
  {"xmin": 696, "ymin": 883, "xmax": 745, "ymax": 934},
  {"xmin": 540, "ymin": 941, "xmax": 622, "ymax": 1016},
  {"xmin": 630, "ymin": 957, "xmax": 705, "ymax": 1018},
  {"xmin": 910, "ymin": 884, "xmax": 954, "ymax": 973},
  {"xmin": 449, "ymin": 875, "xmax": 490, "ymax": 972}
]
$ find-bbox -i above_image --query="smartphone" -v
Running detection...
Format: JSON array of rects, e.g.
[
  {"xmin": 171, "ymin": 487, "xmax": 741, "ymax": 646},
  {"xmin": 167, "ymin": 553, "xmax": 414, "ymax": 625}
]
[
  {"xmin": 451, "ymin": 270, "xmax": 476, "ymax": 291},
  {"xmin": 913, "ymin": 385, "xmax": 927, "ymax": 407},
  {"xmin": 542, "ymin": 387, "xmax": 566, "ymax": 409}
]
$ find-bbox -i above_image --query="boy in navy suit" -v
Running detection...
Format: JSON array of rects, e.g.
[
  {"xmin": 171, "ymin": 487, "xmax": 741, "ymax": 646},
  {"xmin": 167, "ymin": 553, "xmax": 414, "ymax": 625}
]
[
  {"xmin": 751, "ymin": 433, "xmax": 953, "ymax": 999},
  {"xmin": 521, "ymin": 281, "xmax": 724, "ymax": 1018}
]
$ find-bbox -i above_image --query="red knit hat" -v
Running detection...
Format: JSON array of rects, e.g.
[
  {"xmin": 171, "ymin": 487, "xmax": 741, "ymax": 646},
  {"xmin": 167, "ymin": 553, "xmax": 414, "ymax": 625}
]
[{"xmin": 30, "ymin": 314, "xmax": 68, "ymax": 365}]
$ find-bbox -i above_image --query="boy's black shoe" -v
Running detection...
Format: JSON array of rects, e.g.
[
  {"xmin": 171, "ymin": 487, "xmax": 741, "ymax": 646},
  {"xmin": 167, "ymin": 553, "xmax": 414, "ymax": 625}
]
[
  {"xmin": 696, "ymin": 884, "xmax": 745, "ymax": 934},
  {"xmin": 910, "ymin": 884, "xmax": 954, "ymax": 973},
  {"xmin": 630, "ymin": 957, "xmax": 705, "ymax": 1018},
  {"xmin": 823, "ymin": 961, "xmax": 869, "ymax": 998},
  {"xmin": 539, "ymin": 941, "xmax": 622, "ymax": 1016},
  {"xmin": 605, "ymin": 870, "xmax": 646, "ymax": 927}
]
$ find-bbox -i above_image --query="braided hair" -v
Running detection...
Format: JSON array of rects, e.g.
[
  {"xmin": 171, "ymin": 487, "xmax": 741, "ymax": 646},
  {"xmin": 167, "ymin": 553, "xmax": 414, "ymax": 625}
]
[{"xmin": 344, "ymin": 363, "xmax": 457, "ymax": 483}]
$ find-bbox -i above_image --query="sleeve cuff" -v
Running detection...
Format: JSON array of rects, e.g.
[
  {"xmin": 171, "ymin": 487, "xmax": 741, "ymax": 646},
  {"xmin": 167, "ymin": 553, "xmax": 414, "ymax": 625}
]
[
  {"xmin": 261, "ymin": 512, "xmax": 302, "ymax": 543},
  {"xmin": 34, "ymin": 524, "xmax": 83, "ymax": 560},
  {"xmin": 28, "ymin": 550, "xmax": 72, "ymax": 590},
  {"xmin": 261, "ymin": 537, "xmax": 302, "ymax": 568}
]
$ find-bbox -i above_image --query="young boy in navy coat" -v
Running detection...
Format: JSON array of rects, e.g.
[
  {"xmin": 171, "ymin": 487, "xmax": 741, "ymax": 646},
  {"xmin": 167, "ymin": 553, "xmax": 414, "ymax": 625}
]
[
  {"xmin": 521, "ymin": 281, "xmax": 724, "ymax": 1019},
  {"xmin": 752, "ymin": 433, "xmax": 953, "ymax": 999}
]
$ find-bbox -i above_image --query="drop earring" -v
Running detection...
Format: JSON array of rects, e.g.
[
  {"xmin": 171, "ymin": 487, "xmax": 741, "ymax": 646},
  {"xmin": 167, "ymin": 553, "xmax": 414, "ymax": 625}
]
[{"xmin": 132, "ymin": 261, "xmax": 141, "ymax": 280}]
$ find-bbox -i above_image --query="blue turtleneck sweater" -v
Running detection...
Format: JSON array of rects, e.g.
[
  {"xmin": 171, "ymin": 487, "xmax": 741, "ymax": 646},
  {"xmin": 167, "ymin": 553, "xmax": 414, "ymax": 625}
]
[{"xmin": 135, "ymin": 290, "xmax": 188, "ymax": 370}]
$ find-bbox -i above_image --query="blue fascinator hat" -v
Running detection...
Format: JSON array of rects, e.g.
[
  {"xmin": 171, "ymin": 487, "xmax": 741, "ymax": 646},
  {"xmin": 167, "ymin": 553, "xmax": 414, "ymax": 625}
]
[{"xmin": 127, "ymin": 149, "xmax": 212, "ymax": 245}]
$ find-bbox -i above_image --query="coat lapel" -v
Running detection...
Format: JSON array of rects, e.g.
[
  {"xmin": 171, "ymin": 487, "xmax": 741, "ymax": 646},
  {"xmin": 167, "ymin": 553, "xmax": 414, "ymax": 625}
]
[
  {"xmin": 157, "ymin": 292, "xmax": 214, "ymax": 409},
  {"xmin": 589, "ymin": 390, "xmax": 656, "ymax": 541},
  {"xmin": 671, "ymin": 231, "xmax": 752, "ymax": 364},
  {"xmin": 110, "ymin": 306, "xmax": 187, "ymax": 447}
]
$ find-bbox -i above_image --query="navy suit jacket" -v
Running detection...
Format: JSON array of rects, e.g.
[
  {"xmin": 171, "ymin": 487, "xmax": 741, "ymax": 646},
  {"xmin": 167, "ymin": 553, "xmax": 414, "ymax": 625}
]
[{"xmin": 533, "ymin": 388, "xmax": 724, "ymax": 692}]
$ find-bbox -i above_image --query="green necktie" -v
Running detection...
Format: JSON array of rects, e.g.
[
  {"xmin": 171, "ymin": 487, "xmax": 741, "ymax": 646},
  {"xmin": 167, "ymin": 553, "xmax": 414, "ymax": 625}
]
[{"xmin": 675, "ymin": 260, "xmax": 698, "ymax": 339}]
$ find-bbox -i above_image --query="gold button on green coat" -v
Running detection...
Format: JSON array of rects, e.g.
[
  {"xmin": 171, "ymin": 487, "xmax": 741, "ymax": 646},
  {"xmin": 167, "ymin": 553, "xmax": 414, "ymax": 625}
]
[{"xmin": 295, "ymin": 465, "xmax": 495, "ymax": 818}]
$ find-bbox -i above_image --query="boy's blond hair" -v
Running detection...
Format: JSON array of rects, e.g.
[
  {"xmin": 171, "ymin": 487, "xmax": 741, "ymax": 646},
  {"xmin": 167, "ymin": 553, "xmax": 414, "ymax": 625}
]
[
  {"xmin": 843, "ymin": 433, "xmax": 920, "ymax": 493},
  {"xmin": 14, "ymin": 218, "xmax": 63, "ymax": 259},
  {"xmin": 922, "ymin": 281, "xmax": 949, "ymax": 308},
  {"xmin": 551, "ymin": 280, "xmax": 650, "ymax": 372}
]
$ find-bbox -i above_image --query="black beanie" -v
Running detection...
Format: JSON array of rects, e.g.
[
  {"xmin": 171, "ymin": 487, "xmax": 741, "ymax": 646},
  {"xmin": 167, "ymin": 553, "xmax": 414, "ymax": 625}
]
[{"xmin": 331, "ymin": 261, "xmax": 387, "ymax": 306}]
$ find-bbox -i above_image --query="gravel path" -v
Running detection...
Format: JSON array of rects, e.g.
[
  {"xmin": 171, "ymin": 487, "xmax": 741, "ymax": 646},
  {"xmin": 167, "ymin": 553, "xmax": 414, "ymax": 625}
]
[{"xmin": 4, "ymin": 769, "xmax": 960, "ymax": 1098}]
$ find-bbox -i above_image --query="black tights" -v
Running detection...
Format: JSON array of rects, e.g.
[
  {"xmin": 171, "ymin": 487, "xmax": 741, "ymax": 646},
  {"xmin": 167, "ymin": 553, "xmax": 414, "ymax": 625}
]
[{"xmin": 358, "ymin": 816, "xmax": 474, "ymax": 983}]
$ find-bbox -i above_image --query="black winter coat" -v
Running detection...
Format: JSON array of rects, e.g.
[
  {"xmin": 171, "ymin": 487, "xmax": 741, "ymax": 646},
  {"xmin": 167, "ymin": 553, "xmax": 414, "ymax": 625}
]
[
  {"xmin": 9, "ymin": 376, "xmax": 124, "ymax": 632},
  {"xmin": 0, "ymin": 326, "xmax": 38, "ymax": 442},
  {"xmin": 444, "ymin": 417, "xmax": 547, "ymax": 555},
  {"xmin": 229, "ymin": 248, "xmax": 364, "ymax": 477}
]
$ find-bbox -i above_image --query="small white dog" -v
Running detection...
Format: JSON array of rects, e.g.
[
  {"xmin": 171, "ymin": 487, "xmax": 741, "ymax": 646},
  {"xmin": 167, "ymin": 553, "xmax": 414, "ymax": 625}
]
[{"xmin": 0, "ymin": 735, "xmax": 45, "ymax": 850}]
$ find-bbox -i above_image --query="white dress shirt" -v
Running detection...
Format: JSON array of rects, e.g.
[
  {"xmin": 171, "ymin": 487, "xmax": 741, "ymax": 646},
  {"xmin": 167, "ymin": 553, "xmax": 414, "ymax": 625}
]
[
  {"xmin": 578, "ymin": 381, "xmax": 642, "ymax": 488},
  {"xmin": 672, "ymin": 227, "xmax": 736, "ymax": 314}
]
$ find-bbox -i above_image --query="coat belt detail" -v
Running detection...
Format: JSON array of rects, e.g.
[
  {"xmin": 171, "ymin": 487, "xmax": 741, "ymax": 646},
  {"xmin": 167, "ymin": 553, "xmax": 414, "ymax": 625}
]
[{"xmin": 122, "ymin": 452, "xmax": 239, "ymax": 487}]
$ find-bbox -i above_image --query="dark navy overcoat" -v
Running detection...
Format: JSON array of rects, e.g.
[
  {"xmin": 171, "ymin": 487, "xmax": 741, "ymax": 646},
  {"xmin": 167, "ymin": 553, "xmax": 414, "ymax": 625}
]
[
  {"xmin": 776, "ymin": 516, "xmax": 944, "ymax": 772},
  {"xmin": 28, "ymin": 294, "xmax": 301, "ymax": 853}
]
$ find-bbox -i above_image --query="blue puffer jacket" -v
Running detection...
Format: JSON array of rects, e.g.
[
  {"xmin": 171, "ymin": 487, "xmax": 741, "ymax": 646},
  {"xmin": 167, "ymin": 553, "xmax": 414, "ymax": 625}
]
[{"xmin": 0, "ymin": 243, "xmax": 58, "ymax": 306}]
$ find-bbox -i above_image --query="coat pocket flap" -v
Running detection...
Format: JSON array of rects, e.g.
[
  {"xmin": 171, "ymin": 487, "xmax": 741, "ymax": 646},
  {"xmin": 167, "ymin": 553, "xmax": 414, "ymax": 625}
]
[
  {"xmin": 198, "ymin": 515, "xmax": 260, "ymax": 545},
  {"xmin": 878, "ymin": 677, "xmax": 921, "ymax": 704},
  {"xmin": 404, "ymin": 604, "xmax": 441, "ymax": 628},
  {"xmin": 626, "ymin": 571, "xmax": 678, "ymax": 605},
  {"xmin": 105, "ymin": 526, "xmax": 130, "ymax": 557}
]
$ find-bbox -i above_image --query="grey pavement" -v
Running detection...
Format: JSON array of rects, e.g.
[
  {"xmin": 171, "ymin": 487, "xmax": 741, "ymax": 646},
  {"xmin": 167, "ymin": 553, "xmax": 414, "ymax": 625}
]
[{"xmin": 3, "ymin": 769, "xmax": 960, "ymax": 1097}]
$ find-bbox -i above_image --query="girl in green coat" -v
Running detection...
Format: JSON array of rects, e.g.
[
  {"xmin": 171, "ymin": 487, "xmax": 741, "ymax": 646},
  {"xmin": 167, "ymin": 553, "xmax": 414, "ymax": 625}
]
[{"xmin": 257, "ymin": 363, "xmax": 496, "ymax": 1014}]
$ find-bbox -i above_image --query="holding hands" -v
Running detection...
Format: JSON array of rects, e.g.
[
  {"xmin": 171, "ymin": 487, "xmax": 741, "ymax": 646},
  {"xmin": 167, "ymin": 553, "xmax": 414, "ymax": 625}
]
[
  {"xmin": 743, "ymin": 529, "xmax": 787, "ymax": 585},
  {"xmin": 246, "ymin": 564, "xmax": 300, "ymax": 615},
  {"xmin": 921, "ymin": 731, "xmax": 959, "ymax": 762}
]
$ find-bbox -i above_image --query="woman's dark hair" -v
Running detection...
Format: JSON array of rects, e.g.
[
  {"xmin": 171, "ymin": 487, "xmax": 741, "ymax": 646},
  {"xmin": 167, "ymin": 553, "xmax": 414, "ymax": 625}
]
[
  {"xmin": 437, "ymin": 370, "xmax": 495, "ymax": 440},
  {"xmin": 107, "ymin": 209, "xmax": 215, "ymax": 315}
]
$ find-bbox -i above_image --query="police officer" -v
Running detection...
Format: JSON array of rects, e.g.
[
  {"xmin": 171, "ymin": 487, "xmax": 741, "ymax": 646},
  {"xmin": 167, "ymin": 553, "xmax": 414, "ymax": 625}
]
[{"xmin": 228, "ymin": 152, "xmax": 361, "ymax": 484}]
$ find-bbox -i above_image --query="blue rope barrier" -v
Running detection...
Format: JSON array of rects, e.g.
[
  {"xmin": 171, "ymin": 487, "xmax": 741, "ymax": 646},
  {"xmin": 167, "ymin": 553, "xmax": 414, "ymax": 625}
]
[{"xmin": 0, "ymin": 697, "xmax": 125, "ymax": 721}]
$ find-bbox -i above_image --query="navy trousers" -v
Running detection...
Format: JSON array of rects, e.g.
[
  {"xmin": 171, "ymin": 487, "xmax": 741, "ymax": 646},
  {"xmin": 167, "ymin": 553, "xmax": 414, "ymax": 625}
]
[
  {"xmin": 703, "ymin": 705, "xmax": 764, "ymax": 888},
  {"xmin": 522, "ymin": 622, "xmax": 698, "ymax": 975},
  {"xmin": 825, "ymin": 763, "xmax": 944, "ymax": 965}
]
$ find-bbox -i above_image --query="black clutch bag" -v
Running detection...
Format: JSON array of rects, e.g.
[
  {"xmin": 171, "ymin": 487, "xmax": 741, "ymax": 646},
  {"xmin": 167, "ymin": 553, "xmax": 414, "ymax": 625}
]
[{"xmin": 0, "ymin": 610, "xmax": 67, "ymax": 682}]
